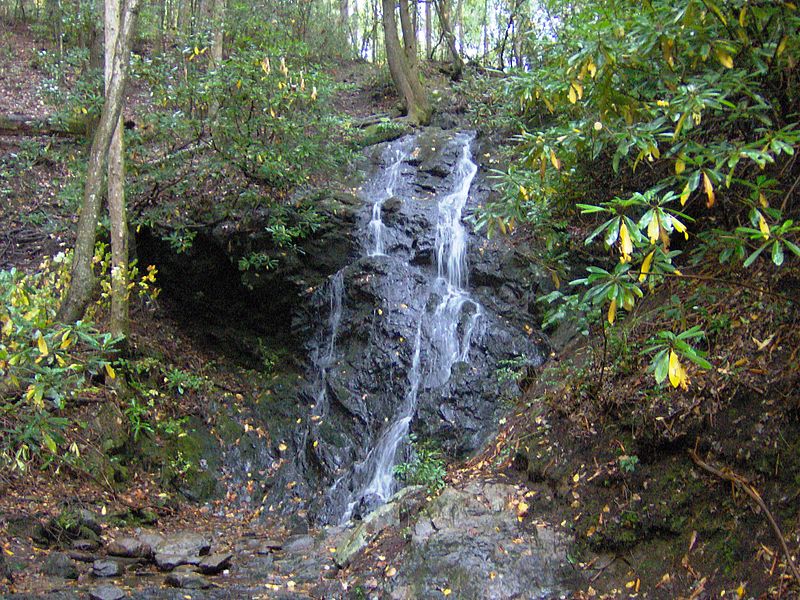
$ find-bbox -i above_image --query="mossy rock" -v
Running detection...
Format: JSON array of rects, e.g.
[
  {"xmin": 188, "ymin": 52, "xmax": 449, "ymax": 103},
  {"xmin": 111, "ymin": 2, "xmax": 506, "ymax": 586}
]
[{"xmin": 361, "ymin": 121, "xmax": 409, "ymax": 147}]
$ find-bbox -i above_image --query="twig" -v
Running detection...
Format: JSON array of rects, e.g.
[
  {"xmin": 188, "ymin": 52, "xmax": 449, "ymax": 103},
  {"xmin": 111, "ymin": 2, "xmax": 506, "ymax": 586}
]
[{"xmin": 688, "ymin": 449, "xmax": 800, "ymax": 588}]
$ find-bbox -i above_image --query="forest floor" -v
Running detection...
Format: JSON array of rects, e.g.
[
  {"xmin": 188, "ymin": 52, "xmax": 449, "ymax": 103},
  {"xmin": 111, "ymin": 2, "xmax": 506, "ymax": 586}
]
[{"xmin": 2, "ymin": 22, "xmax": 800, "ymax": 600}]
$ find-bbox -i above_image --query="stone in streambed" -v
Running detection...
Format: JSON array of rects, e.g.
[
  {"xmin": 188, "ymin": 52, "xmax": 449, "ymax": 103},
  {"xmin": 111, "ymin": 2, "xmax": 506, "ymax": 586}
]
[
  {"xmin": 106, "ymin": 536, "xmax": 152, "ymax": 559},
  {"xmin": 89, "ymin": 584, "xmax": 126, "ymax": 600},
  {"xmin": 197, "ymin": 552, "xmax": 232, "ymax": 575},
  {"xmin": 41, "ymin": 551, "xmax": 78, "ymax": 579},
  {"xmin": 165, "ymin": 566, "xmax": 214, "ymax": 589},
  {"xmin": 92, "ymin": 559, "xmax": 122, "ymax": 578},
  {"xmin": 154, "ymin": 532, "xmax": 211, "ymax": 557},
  {"xmin": 154, "ymin": 552, "xmax": 202, "ymax": 571}
]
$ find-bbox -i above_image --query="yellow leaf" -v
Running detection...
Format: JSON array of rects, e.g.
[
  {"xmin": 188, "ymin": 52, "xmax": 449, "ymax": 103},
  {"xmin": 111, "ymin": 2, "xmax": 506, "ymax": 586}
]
[
  {"xmin": 680, "ymin": 182, "xmax": 691, "ymax": 206},
  {"xmin": 639, "ymin": 250, "xmax": 655, "ymax": 283},
  {"xmin": 442, "ymin": 589, "xmax": 452, "ymax": 596},
  {"xmin": 607, "ymin": 298, "xmax": 618, "ymax": 325},
  {"xmin": 568, "ymin": 85, "xmax": 577, "ymax": 104},
  {"xmin": 385, "ymin": 566, "xmax": 397, "ymax": 577},
  {"xmin": 572, "ymin": 81, "xmax": 584, "ymax": 99},
  {"xmin": 647, "ymin": 215, "xmax": 661, "ymax": 245},
  {"xmin": 776, "ymin": 36, "xmax": 787, "ymax": 57},
  {"xmin": 675, "ymin": 158, "xmax": 685, "ymax": 175},
  {"xmin": 702, "ymin": 172, "xmax": 715, "ymax": 207},
  {"xmin": 539, "ymin": 156, "xmax": 546, "ymax": 181},
  {"xmin": 758, "ymin": 192, "xmax": 768, "ymax": 208},
  {"xmin": 668, "ymin": 350, "xmax": 689, "ymax": 389},
  {"xmin": 194, "ymin": 46, "xmax": 200, "ymax": 55},
  {"xmin": 550, "ymin": 149, "xmax": 561, "ymax": 170},
  {"xmin": 619, "ymin": 222, "xmax": 633, "ymax": 263},
  {"xmin": 715, "ymin": 47, "xmax": 734, "ymax": 69},
  {"xmin": 37, "ymin": 333, "xmax": 48, "ymax": 356},
  {"xmin": 572, "ymin": 472, "xmax": 581, "ymax": 483},
  {"xmin": 673, "ymin": 218, "xmax": 689, "ymax": 240},
  {"xmin": 278, "ymin": 442, "xmax": 287, "ymax": 452},
  {"xmin": 105, "ymin": 363, "xmax": 116, "ymax": 379},
  {"xmin": 758, "ymin": 214, "xmax": 770, "ymax": 239},
  {"xmin": 2, "ymin": 316, "xmax": 12, "ymax": 336},
  {"xmin": 517, "ymin": 500, "xmax": 530, "ymax": 516},
  {"xmin": 236, "ymin": 79, "xmax": 242, "ymax": 89},
  {"xmin": 587, "ymin": 60, "xmax": 597, "ymax": 78}
]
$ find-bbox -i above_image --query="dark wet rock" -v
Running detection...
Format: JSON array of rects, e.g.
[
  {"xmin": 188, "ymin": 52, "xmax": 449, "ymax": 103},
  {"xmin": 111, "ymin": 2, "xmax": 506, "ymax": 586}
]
[
  {"xmin": 165, "ymin": 566, "xmax": 214, "ymax": 589},
  {"xmin": 92, "ymin": 559, "xmax": 122, "ymax": 578},
  {"xmin": 106, "ymin": 537, "xmax": 151, "ymax": 559},
  {"xmin": 197, "ymin": 553, "xmax": 232, "ymax": 575},
  {"xmin": 41, "ymin": 552, "xmax": 78, "ymax": 579},
  {"xmin": 72, "ymin": 538, "xmax": 100, "ymax": 552},
  {"xmin": 88, "ymin": 585, "xmax": 126, "ymax": 600},
  {"xmin": 262, "ymin": 130, "xmax": 550, "ymax": 526}
]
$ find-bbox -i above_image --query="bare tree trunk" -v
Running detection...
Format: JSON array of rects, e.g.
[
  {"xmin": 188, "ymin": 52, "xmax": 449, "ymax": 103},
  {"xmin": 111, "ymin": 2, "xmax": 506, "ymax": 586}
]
[
  {"xmin": 456, "ymin": 0, "xmax": 463, "ymax": 55},
  {"xmin": 105, "ymin": 0, "xmax": 129, "ymax": 343},
  {"xmin": 398, "ymin": 0, "xmax": 417, "ymax": 67},
  {"xmin": 425, "ymin": 0, "xmax": 432, "ymax": 58},
  {"xmin": 207, "ymin": 0, "xmax": 224, "ymax": 118},
  {"xmin": 434, "ymin": 0, "xmax": 463, "ymax": 79},
  {"xmin": 482, "ymin": 0, "xmax": 488, "ymax": 59},
  {"xmin": 382, "ymin": 0, "xmax": 430, "ymax": 125},
  {"xmin": 371, "ymin": 0, "xmax": 378, "ymax": 63},
  {"xmin": 339, "ymin": 0, "xmax": 354, "ymax": 52},
  {"xmin": 58, "ymin": 0, "xmax": 141, "ymax": 324}
]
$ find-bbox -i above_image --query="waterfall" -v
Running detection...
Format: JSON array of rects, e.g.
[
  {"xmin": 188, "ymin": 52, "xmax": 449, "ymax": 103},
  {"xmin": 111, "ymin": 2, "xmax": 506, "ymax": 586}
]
[
  {"xmin": 367, "ymin": 137, "xmax": 414, "ymax": 256},
  {"xmin": 330, "ymin": 132, "xmax": 482, "ymax": 522}
]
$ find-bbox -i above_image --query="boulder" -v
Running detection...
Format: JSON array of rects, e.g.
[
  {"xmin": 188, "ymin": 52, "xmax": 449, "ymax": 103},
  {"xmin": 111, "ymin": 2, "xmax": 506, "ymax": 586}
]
[
  {"xmin": 197, "ymin": 552, "xmax": 232, "ymax": 575},
  {"xmin": 41, "ymin": 552, "xmax": 78, "ymax": 579},
  {"xmin": 92, "ymin": 559, "xmax": 122, "ymax": 578},
  {"xmin": 89, "ymin": 584, "xmax": 126, "ymax": 600}
]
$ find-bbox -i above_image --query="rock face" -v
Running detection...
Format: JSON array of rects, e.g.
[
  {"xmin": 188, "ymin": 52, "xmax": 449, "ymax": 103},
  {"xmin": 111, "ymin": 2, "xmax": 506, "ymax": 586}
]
[{"xmin": 270, "ymin": 129, "xmax": 550, "ymax": 524}]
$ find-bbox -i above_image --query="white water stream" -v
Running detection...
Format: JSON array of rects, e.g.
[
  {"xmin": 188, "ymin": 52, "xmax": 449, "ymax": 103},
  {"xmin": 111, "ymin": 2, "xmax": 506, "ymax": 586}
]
[{"xmin": 345, "ymin": 133, "xmax": 481, "ymax": 520}]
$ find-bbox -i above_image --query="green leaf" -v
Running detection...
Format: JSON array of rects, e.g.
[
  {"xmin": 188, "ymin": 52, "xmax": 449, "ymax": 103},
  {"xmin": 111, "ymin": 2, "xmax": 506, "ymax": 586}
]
[
  {"xmin": 771, "ymin": 241, "xmax": 784, "ymax": 266},
  {"xmin": 653, "ymin": 349, "xmax": 669, "ymax": 384},
  {"xmin": 743, "ymin": 243, "xmax": 768, "ymax": 267}
]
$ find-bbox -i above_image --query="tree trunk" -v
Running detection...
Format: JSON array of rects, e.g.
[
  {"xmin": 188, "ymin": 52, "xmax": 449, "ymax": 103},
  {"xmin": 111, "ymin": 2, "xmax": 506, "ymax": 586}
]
[
  {"xmin": 398, "ymin": 0, "xmax": 417, "ymax": 67},
  {"xmin": 382, "ymin": 0, "xmax": 430, "ymax": 125},
  {"xmin": 105, "ymin": 0, "xmax": 129, "ymax": 343},
  {"xmin": 58, "ymin": 0, "xmax": 141, "ymax": 325},
  {"xmin": 425, "ymin": 0, "xmax": 431, "ymax": 58},
  {"xmin": 206, "ymin": 0, "xmax": 224, "ymax": 118},
  {"xmin": 456, "ymin": 0, "xmax": 463, "ymax": 55},
  {"xmin": 434, "ymin": 0, "xmax": 463, "ymax": 79}
]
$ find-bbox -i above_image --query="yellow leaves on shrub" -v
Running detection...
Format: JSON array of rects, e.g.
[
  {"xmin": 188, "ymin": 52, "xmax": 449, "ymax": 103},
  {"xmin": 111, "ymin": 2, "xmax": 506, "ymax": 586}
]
[
  {"xmin": 758, "ymin": 213, "xmax": 770, "ymax": 239},
  {"xmin": 37, "ymin": 332, "xmax": 48, "ymax": 357},
  {"xmin": 668, "ymin": 350, "xmax": 689, "ymax": 390},
  {"xmin": 715, "ymin": 47, "xmax": 734, "ymax": 69},
  {"xmin": 608, "ymin": 298, "xmax": 617, "ymax": 325},
  {"xmin": 639, "ymin": 250, "xmax": 655, "ymax": 283},
  {"xmin": 702, "ymin": 171, "xmax": 715, "ymax": 207},
  {"xmin": 619, "ymin": 221, "xmax": 633, "ymax": 263}
]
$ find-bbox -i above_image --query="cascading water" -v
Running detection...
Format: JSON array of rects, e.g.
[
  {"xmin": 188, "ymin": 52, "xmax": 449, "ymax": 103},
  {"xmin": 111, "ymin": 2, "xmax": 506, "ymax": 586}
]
[
  {"xmin": 333, "ymin": 132, "xmax": 483, "ymax": 521},
  {"xmin": 367, "ymin": 137, "xmax": 415, "ymax": 256},
  {"xmin": 284, "ymin": 129, "xmax": 547, "ymax": 526}
]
